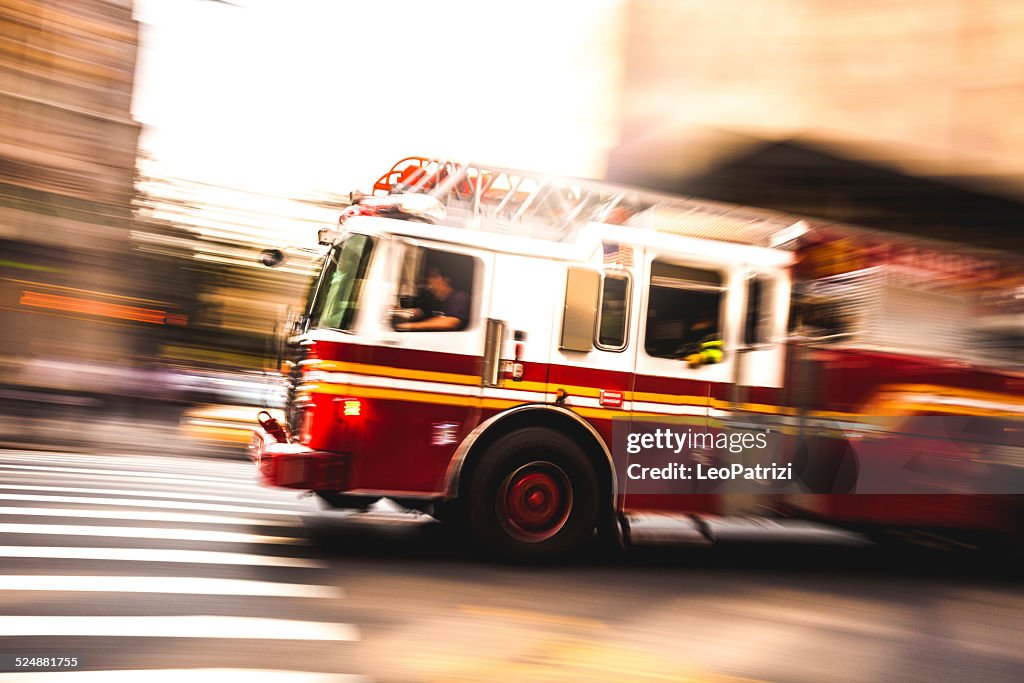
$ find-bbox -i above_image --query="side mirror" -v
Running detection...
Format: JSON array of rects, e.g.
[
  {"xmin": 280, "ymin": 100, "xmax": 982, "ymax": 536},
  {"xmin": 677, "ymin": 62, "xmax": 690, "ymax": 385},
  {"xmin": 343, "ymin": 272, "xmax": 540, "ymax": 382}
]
[
  {"xmin": 260, "ymin": 248, "xmax": 286, "ymax": 268},
  {"xmin": 318, "ymin": 228, "xmax": 342, "ymax": 246}
]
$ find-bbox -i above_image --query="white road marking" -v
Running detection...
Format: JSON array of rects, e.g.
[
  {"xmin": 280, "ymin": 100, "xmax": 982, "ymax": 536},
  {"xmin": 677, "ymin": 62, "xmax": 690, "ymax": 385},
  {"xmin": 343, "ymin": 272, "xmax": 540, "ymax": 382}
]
[
  {"xmin": 0, "ymin": 463, "xmax": 259, "ymax": 488},
  {"xmin": 0, "ymin": 451, "xmax": 251, "ymax": 473},
  {"xmin": 0, "ymin": 670, "xmax": 367, "ymax": 683},
  {"xmin": 0, "ymin": 506, "xmax": 295, "ymax": 527},
  {"xmin": 0, "ymin": 575, "xmax": 342, "ymax": 599},
  {"xmin": 0, "ymin": 450, "xmax": 250, "ymax": 468},
  {"xmin": 0, "ymin": 523, "xmax": 303, "ymax": 544},
  {"xmin": 0, "ymin": 467, "xmax": 267, "ymax": 493},
  {"xmin": 0, "ymin": 615, "xmax": 358, "ymax": 641},
  {"xmin": 0, "ymin": 463, "xmax": 249, "ymax": 478},
  {"xmin": 0, "ymin": 484, "xmax": 301, "ymax": 508},
  {"xmin": 0, "ymin": 482, "xmax": 302, "ymax": 509},
  {"xmin": 0, "ymin": 493, "xmax": 300, "ymax": 516},
  {"xmin": 0, "ymin": 546, "xmax": 322, "ymax": 568}
]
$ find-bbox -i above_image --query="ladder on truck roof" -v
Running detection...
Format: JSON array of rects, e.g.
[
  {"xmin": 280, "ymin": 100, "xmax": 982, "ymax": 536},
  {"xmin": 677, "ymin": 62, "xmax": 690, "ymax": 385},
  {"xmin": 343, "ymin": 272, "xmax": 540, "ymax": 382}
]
[{"xmin": 371, "ymin": 157, "xmax": 807, "ymax": 248}]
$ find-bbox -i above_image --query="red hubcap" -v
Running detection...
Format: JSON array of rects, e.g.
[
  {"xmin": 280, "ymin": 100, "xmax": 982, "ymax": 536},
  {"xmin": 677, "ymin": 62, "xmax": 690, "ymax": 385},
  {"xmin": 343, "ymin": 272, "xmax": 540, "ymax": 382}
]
[{"xmin": 498, "ymin": 462, "xmax": 573, "ymax": 542}]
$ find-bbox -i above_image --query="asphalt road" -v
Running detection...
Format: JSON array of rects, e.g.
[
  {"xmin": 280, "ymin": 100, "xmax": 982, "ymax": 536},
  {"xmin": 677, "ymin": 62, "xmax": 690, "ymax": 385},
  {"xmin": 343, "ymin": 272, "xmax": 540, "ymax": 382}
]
[{"xmin": 0, "ymin": 448, "xmax": 1021, "ymax": 682}]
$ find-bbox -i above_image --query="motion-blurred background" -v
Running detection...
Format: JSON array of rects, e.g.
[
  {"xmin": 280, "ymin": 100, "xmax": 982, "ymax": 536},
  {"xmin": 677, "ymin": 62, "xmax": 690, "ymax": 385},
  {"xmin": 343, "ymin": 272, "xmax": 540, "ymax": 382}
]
[
  {"xmin": 2, "ymin": 4, "xmax": 1024, "ymax": 681},
  {"xmin": 2, "ymin": 0, "xmax": 1022, "ymax": 452}
]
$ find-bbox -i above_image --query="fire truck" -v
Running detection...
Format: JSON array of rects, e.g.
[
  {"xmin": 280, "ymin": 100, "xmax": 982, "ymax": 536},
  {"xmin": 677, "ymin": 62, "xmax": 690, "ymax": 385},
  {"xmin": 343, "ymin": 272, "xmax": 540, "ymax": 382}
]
[{"xmin": 251, "ymin": 157, "xmax": 1024, "ymax": 558}]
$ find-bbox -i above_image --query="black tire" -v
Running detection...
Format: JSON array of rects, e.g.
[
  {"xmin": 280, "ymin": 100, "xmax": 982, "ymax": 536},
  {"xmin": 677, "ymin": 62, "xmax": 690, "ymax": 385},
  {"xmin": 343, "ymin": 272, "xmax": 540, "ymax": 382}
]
[{"xmin": 466, "ymin": 427, "xmax": 599, "ymax": 560}]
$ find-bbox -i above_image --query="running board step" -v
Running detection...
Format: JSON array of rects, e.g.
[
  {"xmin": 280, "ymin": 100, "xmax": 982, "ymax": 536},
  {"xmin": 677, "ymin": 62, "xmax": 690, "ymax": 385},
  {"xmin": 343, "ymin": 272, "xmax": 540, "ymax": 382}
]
[
  {"xmin": 623, "ymin": 513, "xmax": 870, "ymax": 547},
  {"xmin": 623, "ymin": 512, "xmax": 712, "ymax": 546}
]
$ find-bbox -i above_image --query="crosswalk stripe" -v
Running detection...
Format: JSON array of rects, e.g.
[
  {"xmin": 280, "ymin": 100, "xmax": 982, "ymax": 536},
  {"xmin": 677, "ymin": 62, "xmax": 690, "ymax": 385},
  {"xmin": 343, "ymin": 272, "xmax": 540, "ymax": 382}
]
[
  {"xmin": 0, "ymin": 450, "xmax": 249, "ymax": 468},
  {"xmin": 0, "ymin": 468, "xmax": 265, "ymax": 493},
  {"xmin": 0, "ymin": 451, "xmax": 365, "ymax": 671},
  {"xmin": 0, "ymin": 479, "xmax": 266, "ymax": 498},
  {"xmin": 0, "ymin": 576, "xmax": 342, "ymax": 598},
  {"xmin": 0, "ymin": 463, "xmax": 254, "ymax": 484},
  {"xmin": 0, "ymin": 523, "xmax": 303, "ymax": 544},
  {"xmin": 0, "ymin": 493, "xmax": 302, "ymax": 516},
  {"xmin": 0, "ymin": 451, "xmax": 250, "ymax": 471},
  {"xmin": 0, "ymin": 456, "xmax": 249, "ymax": 479},
  {"xmin": 0, "ymin": 669, "xmax": 367, "ymax": 683},
  {"xmin": 0, "ymin": 615, "xmax": 358, "ymax": 640},
  {"xmin": 0, "ymin": 506, "xmax": 296, "ymax": 527},
  {"xmin": 0, "ymin": 546, "xmax": 323, "ymax": 568},
  {"xmin": 0, "ymin": 463, "xmax": 259, "ymax": 488},
  {"xmin": 0, "ymin": 484, "xmax": 302, "ymax": 508}
]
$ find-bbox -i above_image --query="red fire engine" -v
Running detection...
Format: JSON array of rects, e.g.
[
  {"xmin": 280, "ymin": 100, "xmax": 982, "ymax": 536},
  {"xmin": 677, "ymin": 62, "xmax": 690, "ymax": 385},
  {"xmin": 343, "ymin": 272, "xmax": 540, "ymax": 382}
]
[{"xmin": 251, "ymin": 157, "xmax": 1024, "ymax": 558}]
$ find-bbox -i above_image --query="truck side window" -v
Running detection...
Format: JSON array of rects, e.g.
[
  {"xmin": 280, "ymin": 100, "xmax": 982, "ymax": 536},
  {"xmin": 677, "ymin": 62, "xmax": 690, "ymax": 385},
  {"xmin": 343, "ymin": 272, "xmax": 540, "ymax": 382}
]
[
  {"xmin": 392, "ymin": 247, "xmax": 476, "ymax": 332},
  {"xmin": 744, "ymin": 276, "xmax": 773, "ymax": 345},
  {"xmin": 595, "ymin": 273, "xmax": 630, "ymax": 351},
  {"xmin": 644, "ymin": 261, "xmax": 724, "ymax": 359}
]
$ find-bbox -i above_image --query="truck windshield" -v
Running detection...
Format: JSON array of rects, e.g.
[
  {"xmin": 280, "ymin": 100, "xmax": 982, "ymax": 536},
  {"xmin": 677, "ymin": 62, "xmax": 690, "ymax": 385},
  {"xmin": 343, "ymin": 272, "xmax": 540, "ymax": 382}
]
[{"xmin": 307, "ymin": 234, "xmax": 375, "ymax": 331}]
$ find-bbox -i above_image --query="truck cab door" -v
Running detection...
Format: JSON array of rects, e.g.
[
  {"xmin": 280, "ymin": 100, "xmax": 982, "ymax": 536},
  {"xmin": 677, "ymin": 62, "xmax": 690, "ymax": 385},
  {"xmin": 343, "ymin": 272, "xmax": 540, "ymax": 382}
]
[
  {"xmin": 549, "ymin": 262, "xmax": 639, "ymax": 487},
  {"xmin": 354, "ymin": 235, "xmax": 494, "ymax": 495}
]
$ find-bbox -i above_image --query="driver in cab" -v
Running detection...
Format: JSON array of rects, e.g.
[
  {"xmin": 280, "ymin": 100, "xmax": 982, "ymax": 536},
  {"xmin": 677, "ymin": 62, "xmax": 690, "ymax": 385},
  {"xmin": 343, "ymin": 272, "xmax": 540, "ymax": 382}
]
[{"xmin": 394, "ymin": 266, "xmax": 470, "ymax": 331}]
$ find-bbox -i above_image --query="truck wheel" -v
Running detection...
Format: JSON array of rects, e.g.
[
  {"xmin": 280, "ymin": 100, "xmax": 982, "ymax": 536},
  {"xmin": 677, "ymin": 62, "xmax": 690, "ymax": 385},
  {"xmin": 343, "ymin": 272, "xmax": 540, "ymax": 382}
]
[{"xmin": 467, "ymin": 427, "xmax": 599, "ymax": 560}]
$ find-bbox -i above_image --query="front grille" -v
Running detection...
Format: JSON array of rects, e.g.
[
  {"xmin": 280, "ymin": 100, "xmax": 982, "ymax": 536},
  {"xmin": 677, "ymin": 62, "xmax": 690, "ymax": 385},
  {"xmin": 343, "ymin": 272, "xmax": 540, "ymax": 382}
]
[{"xmin": 285, "ymin": 342, "xmax": 307, "ymax": 432}]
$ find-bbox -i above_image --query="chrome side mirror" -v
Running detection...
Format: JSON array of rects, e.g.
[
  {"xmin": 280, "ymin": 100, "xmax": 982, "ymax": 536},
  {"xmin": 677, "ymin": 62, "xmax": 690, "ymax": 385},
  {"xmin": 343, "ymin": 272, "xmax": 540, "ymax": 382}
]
[{"xmin": 318, "ymin": 228, "xmax": 342, "ymax": 246}]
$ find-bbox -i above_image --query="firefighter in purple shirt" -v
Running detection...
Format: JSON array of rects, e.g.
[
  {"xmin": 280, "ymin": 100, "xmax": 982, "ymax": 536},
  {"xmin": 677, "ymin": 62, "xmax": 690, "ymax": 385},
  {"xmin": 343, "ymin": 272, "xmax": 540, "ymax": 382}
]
[{"xmin": 396, "ymin": 266, "xmax": 470, "ymax": 331}]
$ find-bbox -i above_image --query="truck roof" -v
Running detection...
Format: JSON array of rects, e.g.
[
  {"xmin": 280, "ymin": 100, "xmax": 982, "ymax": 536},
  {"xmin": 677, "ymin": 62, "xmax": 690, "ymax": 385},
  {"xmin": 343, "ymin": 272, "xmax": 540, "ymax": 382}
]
[{"xmin": 349, "ymin": 156, "xmax": 1020, "ymax": 280}]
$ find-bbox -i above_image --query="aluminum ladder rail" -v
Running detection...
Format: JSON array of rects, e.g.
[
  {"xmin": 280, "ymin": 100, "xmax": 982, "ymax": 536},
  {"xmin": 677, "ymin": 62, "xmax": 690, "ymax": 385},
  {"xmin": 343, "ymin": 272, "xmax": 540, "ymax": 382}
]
[{"xmin": 379, "ymin": 157, "xmax": 806, "ymax": 247}]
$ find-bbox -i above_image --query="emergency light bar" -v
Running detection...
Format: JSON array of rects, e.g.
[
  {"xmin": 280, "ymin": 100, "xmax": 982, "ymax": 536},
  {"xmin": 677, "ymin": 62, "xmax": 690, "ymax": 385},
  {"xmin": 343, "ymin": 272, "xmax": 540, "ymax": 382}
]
[{"xmin": 340, "ymin": 193, "xmax": 446, "ymax": 225}]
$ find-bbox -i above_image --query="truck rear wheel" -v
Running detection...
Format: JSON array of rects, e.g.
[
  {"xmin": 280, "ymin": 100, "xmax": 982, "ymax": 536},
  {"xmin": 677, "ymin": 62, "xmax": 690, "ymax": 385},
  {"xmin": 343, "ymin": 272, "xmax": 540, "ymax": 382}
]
[{"xmin": 467, "ymin": 427, "xmax": 599, "ymax": 560}]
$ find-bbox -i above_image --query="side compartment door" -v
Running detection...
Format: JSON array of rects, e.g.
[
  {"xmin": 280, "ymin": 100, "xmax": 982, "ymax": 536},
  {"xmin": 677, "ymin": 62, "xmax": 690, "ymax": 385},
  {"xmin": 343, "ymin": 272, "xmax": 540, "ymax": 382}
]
[{"xmin": 355, "ymin": 236, "xmax": 494, "ymax": 494}]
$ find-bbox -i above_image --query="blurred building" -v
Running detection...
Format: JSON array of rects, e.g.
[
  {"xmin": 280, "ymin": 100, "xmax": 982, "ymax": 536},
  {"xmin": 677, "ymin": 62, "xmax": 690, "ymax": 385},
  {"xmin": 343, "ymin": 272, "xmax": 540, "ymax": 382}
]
[
  {"xmin": 1, "ymin": 0, "xmax": 144, "ymax": 389},
  {"xmin": 609, "ymin": 0, "xmax": 1024, "ymax": 253},
  {"xmin": 134, "ymin": 167, "xmax": 336, "ymax": 372},
  {"xmin": 609, "ymin": 131, "xmax": 1024, "ymax": 252}
]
